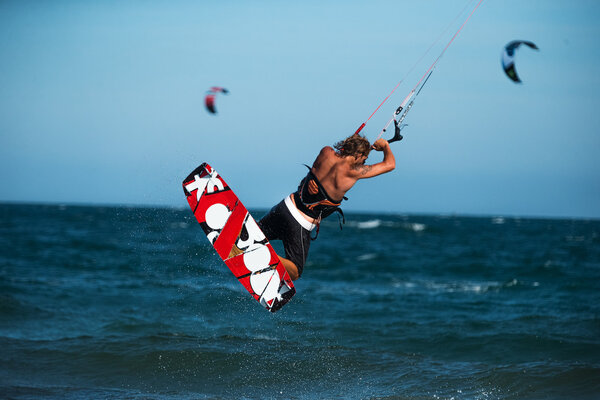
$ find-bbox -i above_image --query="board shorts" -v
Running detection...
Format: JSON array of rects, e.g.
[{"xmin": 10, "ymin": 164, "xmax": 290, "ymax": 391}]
[{"xmin": 258, "ymin": 195, "xmax": 316, "ymax": 278}]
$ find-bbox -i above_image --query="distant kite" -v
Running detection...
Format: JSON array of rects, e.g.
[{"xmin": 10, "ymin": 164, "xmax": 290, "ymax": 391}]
[
  {"xmin": 501, "ymin": 40, "xmax": 539, "ymax": 83},
  {"xmin": 204, "ymin": 87, "xmax": 229, "ymax": 114}
]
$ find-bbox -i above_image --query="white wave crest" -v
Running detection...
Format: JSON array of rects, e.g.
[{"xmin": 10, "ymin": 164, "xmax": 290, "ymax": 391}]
[
  {"xmin": 406, "ymin": 222, "xmax": 426, "ymax": 232},
  {"xmin": 393, "ymin": 278, "xmax": 541, "ymax": 294},
  {"xmin": 357, "ymin": 253, "xmax": 377, "ymax": 261},
  {"xmin": 357, "ymin": 219, "xmax": 382, "ymax": 229}
]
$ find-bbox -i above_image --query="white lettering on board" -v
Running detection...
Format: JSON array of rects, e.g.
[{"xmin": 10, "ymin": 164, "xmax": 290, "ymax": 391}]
[{"xmin": 185, "ymin": 171, "xmax": 224, "ymax": 201}]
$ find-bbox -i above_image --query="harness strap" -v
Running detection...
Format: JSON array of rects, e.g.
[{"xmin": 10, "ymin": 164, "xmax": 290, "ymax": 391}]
[{"xmin": 293, "ymin": 165, "xmax": 347, "ymax": 239}]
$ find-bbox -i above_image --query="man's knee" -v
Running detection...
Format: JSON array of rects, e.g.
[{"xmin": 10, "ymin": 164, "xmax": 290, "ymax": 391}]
[{"xmin": 278, "ymin": 256, "xmax": 300, "ymax": 281}]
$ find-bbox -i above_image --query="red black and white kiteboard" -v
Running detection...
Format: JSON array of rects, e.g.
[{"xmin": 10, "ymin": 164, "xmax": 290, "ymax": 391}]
[{"xmin": 183, "ymin": 163, "xmax": 296, "ymax": 312}]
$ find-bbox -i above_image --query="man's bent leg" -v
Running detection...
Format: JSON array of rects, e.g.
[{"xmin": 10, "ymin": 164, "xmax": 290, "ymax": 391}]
[{"xmin": 258, "ymin": 198, "xmax": 308, "ymax": 281}]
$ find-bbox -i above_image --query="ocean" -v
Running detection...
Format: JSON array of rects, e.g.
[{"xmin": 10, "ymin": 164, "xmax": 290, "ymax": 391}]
[{"xmin": 1, "ymin": 203, "xmax": 599, "ymax": 399}]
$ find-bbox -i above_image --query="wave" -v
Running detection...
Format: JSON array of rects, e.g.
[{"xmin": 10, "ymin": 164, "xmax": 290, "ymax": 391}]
[
  {"xmin": 352, "ymin": 219, "xmax": 427, "ymax": 232},
  {"xmin": 404, "ymin": 222, "xmax": 426, "ymax": 232},
  {"xmin": 357, "ymin": 219, "xmax": 382, "ymax": 229},
  {"xmin": 393, "ymin": 278, "xmax": 541, "ymax": 294},
  {"xmin": 356, "ymin": 253, "xmax": 377, "ymax": 261}
]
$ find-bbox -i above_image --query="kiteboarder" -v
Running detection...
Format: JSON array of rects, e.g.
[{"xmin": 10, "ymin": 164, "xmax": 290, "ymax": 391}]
[{"xmin": 258, "ymin": 134, "xmax": 395, "ymax": 280}]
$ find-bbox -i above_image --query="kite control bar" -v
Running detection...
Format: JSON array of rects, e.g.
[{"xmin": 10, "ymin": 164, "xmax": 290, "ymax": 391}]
[
  {"xmin": 384, "ymin": 69, "xmax": 434, "ymax": 144},
  {"xmin": 388, "ymin": 107, "xmax": 405, "ymax": 143},
  {"xmin": 355, "ymin": 69, "xmax": 433, "ymax": 144}
]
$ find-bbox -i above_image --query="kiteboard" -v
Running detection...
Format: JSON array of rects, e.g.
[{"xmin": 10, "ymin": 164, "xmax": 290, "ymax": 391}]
[{"xmin": 183, "ymin": 163, "xmax": 296, "ymax": 312}]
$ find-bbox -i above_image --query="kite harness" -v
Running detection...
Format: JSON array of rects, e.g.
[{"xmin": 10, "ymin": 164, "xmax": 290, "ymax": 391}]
[{"xmin": 293, "ymin": 165, "xmax": 346, "ymax": 240}]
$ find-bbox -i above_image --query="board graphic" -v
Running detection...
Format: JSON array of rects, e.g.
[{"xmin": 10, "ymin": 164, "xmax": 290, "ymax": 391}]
[{"xmin": 183, "ymin": 163, "xmax": 296, "ymax": 312}]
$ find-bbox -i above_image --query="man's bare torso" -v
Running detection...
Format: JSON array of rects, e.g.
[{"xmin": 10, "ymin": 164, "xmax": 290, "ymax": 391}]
[
  {"xmin": 291, "ymin": 139, "xmax": 395, "ymax": 224},
  {"xmin": 310, "ymin": 147, "xmax": 360, "ymax": 201}
]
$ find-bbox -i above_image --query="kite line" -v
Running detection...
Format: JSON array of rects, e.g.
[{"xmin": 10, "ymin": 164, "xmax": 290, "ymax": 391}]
[{"xmin": 354, "ymin": 0, "xmax": 485, "ymax": 142}]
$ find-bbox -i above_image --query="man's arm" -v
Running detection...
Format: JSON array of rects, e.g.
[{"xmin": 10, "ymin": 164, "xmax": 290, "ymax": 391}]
[{"xmin": 355, "ymin": 139, "xmax": 395, "ymax": 179}]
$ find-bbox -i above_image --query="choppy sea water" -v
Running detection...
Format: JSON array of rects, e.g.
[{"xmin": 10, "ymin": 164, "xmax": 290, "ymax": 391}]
[{"xmin": 1, "ymin": 203, "xmax": 599, "ymax": 399}]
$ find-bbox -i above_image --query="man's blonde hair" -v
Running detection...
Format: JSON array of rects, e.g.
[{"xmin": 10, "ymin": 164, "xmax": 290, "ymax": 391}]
[{"xmin": 334, "ymin": 134, "xmax": 371, "ymax": 158}]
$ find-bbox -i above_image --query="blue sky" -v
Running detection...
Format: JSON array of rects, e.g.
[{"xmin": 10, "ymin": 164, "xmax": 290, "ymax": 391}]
[{"xmin": 1, "ymin": 0, "xmax": 599, "ymax": 218}]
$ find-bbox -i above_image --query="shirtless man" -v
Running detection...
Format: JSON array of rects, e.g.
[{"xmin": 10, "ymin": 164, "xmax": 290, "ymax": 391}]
[{"xmin": 258, "ymin": 134, "xmax": 395, "ymax": 280}]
